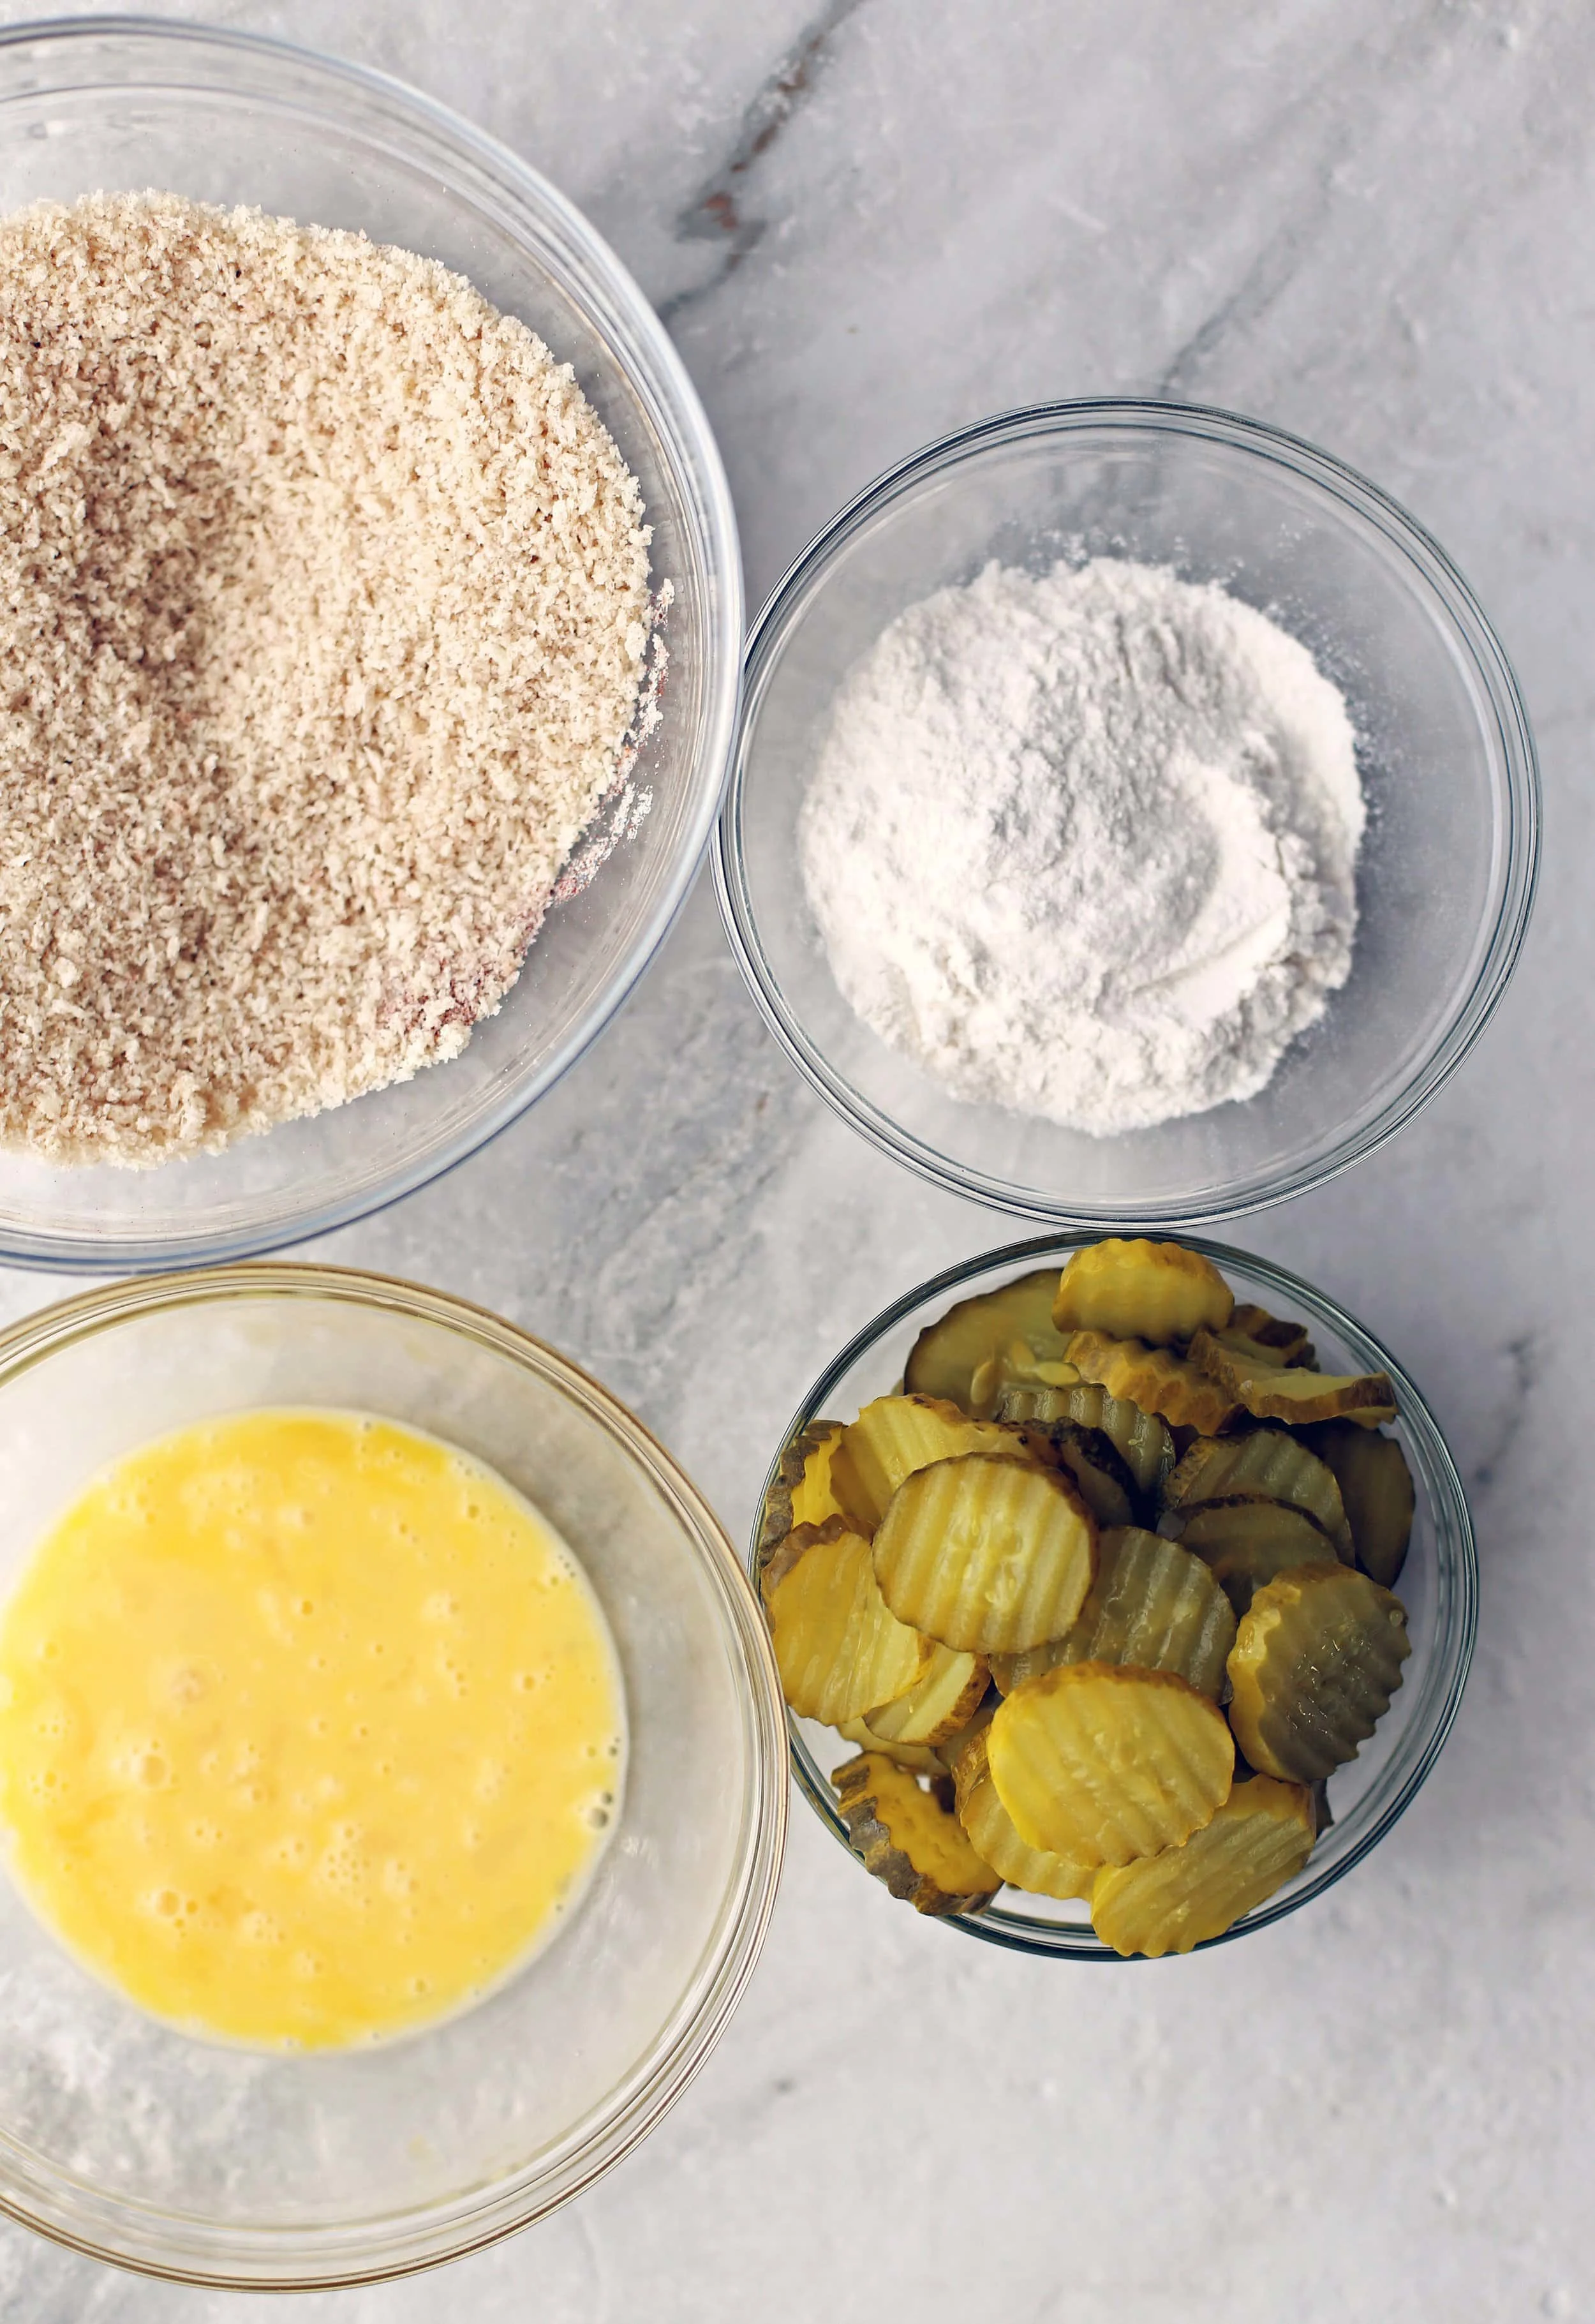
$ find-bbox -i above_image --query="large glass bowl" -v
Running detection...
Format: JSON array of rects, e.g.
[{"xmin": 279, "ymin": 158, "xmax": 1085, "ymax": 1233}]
[
  {"xmin": 753, "ymin": 1233, "xmax": 1475, "ymax": 1959},
  {"xmin": 0, "ymin": 19, "xmax": 742, "ymax": 1273},
  {"xmin": 716, "ymin": 401, "xmax": 1538, "ymax": 1224},
  {"xmin": 0, "ymin": 1266, "xmax": 786, "ymax": 2285}
]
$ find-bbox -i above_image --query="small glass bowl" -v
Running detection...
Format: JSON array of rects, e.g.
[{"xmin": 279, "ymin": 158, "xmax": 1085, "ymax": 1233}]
[
  {"xmin": 716, "ymin": 401, "xmax": 1538, "ymax": 1225},
  {"xmin": 0, "ymin": 20, "xmax": 742, "ymax": 1274},
  {"xmin": 0, "ymin": 1266, "xmax": 786, "ymax": 2285},
  {"xmin": 753, "ymin": 1233, "xmax": 1476, "ymax": 1960}
]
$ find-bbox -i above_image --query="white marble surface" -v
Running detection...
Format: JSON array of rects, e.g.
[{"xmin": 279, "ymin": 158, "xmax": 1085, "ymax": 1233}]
[{"xmin": 0, "ymin": 0, "xmax": 1588, "ymax": 2315}]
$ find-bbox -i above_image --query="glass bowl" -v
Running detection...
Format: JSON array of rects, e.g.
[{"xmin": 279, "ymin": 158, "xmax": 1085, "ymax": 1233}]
[
  {"xmin": 0, "ymin": 19, "xmax": 742, "ymax": 1274},
  {"xmin": 753, "ymin": 1232, "xmax": 1475, "ymax": 1959},
  {"xmin": 0, "ymin": 1265, "xmax": 786, "ymax": 2285},
  {"xmin": 715, "ymin": 401, "xmax": 1538, "ymax": 1225}
]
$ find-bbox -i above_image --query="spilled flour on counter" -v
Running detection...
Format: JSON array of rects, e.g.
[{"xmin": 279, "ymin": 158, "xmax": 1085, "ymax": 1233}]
[{"xmin": 799, "ymin": 558, "xmax": 1363, "ymax": 1135}]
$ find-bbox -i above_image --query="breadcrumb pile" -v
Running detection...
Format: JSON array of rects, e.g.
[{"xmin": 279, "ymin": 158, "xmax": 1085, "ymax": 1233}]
[{"xmin": 0, "ymin": 191, "xmax": 652, "ymax": 1166}]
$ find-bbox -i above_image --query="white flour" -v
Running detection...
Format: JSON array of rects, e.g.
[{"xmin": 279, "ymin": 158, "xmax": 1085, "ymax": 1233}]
[{"xmin": 798, "ymin": 558, "xmax": 1363, "ymax": 1135}]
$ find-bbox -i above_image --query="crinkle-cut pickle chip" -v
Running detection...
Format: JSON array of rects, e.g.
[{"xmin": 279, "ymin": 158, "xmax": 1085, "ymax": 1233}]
[
  {"xmin": 1189, "ymin": 1329, "xmax": 1397, "ymax": 1428},
  {"xmin": 863, "ymin": 1641, "xmax": 989, "ymax": 1745},
  {"xmin": 832, "ymin": 1394, "xmax": 1043, "ymax": 1533},
  {"xmin": 1067, "ymin": 1330, "xmax": 1242, "ymax": 1437},
  {"xmin": 1041, "ymin": 1420, "xmax": 1137, "ymax": 1529},
  {"xmin": 990, "ymin": 1528, "xmax": 1235, "ymax": 1701},
  {"xmin": 1166, "ymin": 1496, "xmax": 1342, "ymax": 1615},
  {"xmin": 872, "ymin": 1452, "xmax": 1097, "ymax": 1656},
  {"xmin": 988, "ymin": 1662, "xmax": 1233, "ymax": 1868},
  {"xmin": 757, "ymin": 1420, "xmax": 845, "ymax": 1583},
  {"xmin": 766, "ymin": 1518, "xmax": 931, "ymax": 1725},
  {"xmin": 1226, "ymin": 1561, "xmax": 1411, "ymax": 1785},
  {"xmin": 935, "ymin": 1692, "xmax": 997, "ymax": 1777},
  {"xmin": 1090, "ymin": 1775, "xmax": 1317, "ymax": 1957},
  {"xmin": 954, "ymin": 1730, "xmax": 1095, "ymax": 1901},
  {"xmin": 999, "ymin": 1381, "xmax": 1174, "ymax": 1502},
  {"xmin": 835, "ymin": 1752, "xmax": 1000, "ymax": 1915},
  {"xmin": 1161, "ymin": 1430, "xmax": 1354, "ymax": 1563},
  {"xmin": 1052, "ymin": 1239, "xmax": 1234, "ymax": 1346},
  {"xmin": 836, "ymin": 1717, "xmax": 943, "ymax": 1775},
  {"xmin": 1301, "ymin": 1420, "xmax": 1415, "ymax": 1588},
  {"xmin": 1229, "ymin": 1303, "xmax": 1314, "ymax": 1366},
  {"xmin": 904, "ymin": 1269, "xmax": 1079, "ymax": 1420}
]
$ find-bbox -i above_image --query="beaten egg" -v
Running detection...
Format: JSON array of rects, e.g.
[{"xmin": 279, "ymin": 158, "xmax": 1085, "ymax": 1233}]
[{"xmin": 0, "ymin": 1409, "xmax": 625, "ymax": 2050}]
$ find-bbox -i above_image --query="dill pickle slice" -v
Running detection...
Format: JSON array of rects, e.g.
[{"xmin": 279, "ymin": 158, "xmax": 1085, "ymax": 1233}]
[
  {"xmin": 1165, "ymin": 1497, "xmax": 1343, "ymax": 1614},
  {"xmin": 989, "ymin": 1527, "xmax": 1235, "ymax": 1699},
  {"xmin": 953, "ymin": 1729, "xmax": 1096, "ymax": 1901},
  {"xmin": 863, "ymin": 1641, "xmax": 990, "ymax": 1745},
  {"xmin": 988, "ymin": 1662, "xmax": 1233, "ymax": 1867},
  {"xmin": 1041, "ymin": 1420, "xmax": 1137, "ymax": 1528},
  {"xmin": 765, "ymin": 1519, "xmax": 931, "ymax": 1724},
  {"xmin": 997, "ymin": 1382, "xmax": 1175, "ymax": 1505},
  {"xmin": 834, "ymin": 1751, "xmax": 1000, "ymax": 1914},
  {"xmin": 1226, "ymin": 1562, "xmax": 1411, "ymax": 1784},
  {"xmin": 757, "ymin": 1419, "xmax": 845, "ymax": 1580},
  {"xmin": 1300, "ymin": 1421, "xmax": 1415, "ymax": 1588},
  {"xmin": 872, "ymin": 1453, "xmax": 1097, "ymax": 1655},
  {"xmin": 835, "ymin": 1718, "xmax": 944, "ymax": 1775},
  {"xmin": 1161, "ymin": 1431, "xmax": 1354, "ymax": 1562},
  {"xmin": 1052, "ymin": 1239, "xmax": 1234, "ymax": 1345},
  {"xmin": 1067, "ymin": 1330, "xmax": 1243, "ymax": 1436},
  {"xmin": 832, "ymin": 1394, "xmax": 1042, "ymax": 1533},
  {"xmin": 1189, "ymin": 1329, "xmax": 1397, "ymax": 1427},
  {"xmin": 1090, "ymin": 1774, "xmax": 1316, "ymax": 1956},
  {"xmin": 933, "ymin": 1691, "xmax": 998, "ymax": 1777},
  {"xmin": 904, "ymin": 1269, "xmax": 1080, "ymax": 1419},
  {"xmin": 1228, "ymin": 1304, "xmax": 1314, "ymax": 1366}
]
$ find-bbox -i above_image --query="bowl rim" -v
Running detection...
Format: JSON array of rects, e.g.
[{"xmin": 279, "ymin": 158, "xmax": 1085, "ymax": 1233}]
[
  {"xmin": 750, "ymin": 1227, "xmax": 1478, "ymax": 1961},
  {"xmin": 0, "ymin": 1261, "xmax": 789, "ymax": 2288},
  {"xmin": 0, "ymin": 13, "xmax": 745, "ymax": 1277},
  {"xmin": 713, "ymin": 394, "xmax": 1540, "ymax": 1226}
]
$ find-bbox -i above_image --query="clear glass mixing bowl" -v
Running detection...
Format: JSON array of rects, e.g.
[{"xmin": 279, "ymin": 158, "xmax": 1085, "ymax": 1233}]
[
  {"xmin": 0, "ymin": 1267, "xmax": 787, "ymax": 2285},
  {"xmin": 753, "ymin": 1233, "xmax": 1476, "ymax": 1959},
  {"xmin": 0, "ymin": 19, "xmax": 742, "ymax": 1273},
  {"xmin": 715, "ymin": 401, "xmax": 1539, "ymax": 1224}
]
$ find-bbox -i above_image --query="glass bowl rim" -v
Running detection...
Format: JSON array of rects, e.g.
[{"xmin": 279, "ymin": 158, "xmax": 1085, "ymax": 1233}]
[
  {"xmin": 750, "ymin": 1226, "xmax": 1477, "ymax": 1962},
  {"xmin": 713, "ymin": 394, "xmax": 1540, "ymax": 1227},
  {"xmin": 0, "ymin": 12, "xmax": 745, "ymax": 1278},
  {"xmin": 0, "ymin": 1261, "xmax": 789, "ymax": 2288}
]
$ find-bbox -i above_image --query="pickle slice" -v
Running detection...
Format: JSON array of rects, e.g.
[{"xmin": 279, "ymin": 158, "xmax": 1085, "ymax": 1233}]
[
  {"xmin": 1226, "ymin": 1561, "xmax": 1411, "ymax": 1784},
  {"xmin": 1053, "ymin": 1239, "xmax": 1234, "ymax": 1345},
  {"xmin": 1228, "ymin": 1304, "xmax": 1314, "ymax": 1366},
  {"xmin": 1166, "ymin": 1498, "xmax": 1342, "ymax": 1614},
  {"xmin": 1161, "ymin": 1431, "xmax": 1354, "ymax": 1562},
  {"xmin": 1189, "ymin": 1329, "xmax": 1398, "ymax": 1427},
  {"xmin": 954, "ymin": 1729, "xmax": 1096, "ymax": 1901},
  {"xmin": 1090, "ymin": 1775, "xmax": 1316, "ymax": 1956},
  {"xmin": 765, "ymin": 1519, "xmax": 931, "ymax": 1724},
  {"xmin": 863, "ymin": 1642, "xmax": 990, "ymax": 1745},
  {"xmin": 1042, "ymin": 1421, "xmax": 1138, "ymax": 1528},
  {"xmin": 836, "ymin": 1718, "xmax": 944, "ymax": 1775},
  {"xmin": 757, "ymin": 1419, "xmax": 845, "ymax": 1581},
  {"xmin": 872, "ymin": 1453, "xmax": 1097, "ymax": 1655},
  {"xmin": 988, "ymin": 1662, "xmax": 1233, "ymax": 1867},
  {"xmin": 834, "ymin": 1752, "xmax": 1000, "ymax": 1915},
  {"xmin": 1300, "ymin": 1421, "xmax": 1415, "ymax": 1588},
  {"xmin": 905, "ymin": 1269, "xmax": 1080, "ymax": 1419},
  {"xmin": 934, "ymin": 1691, "xmax": 998, "ymax": 1778},
  {"xmin": 989, "ymin": 1527, "xmax": 1235, "ymax": 1700},
  {"xmin": 1067, "ymin": 1330, "xmax": 1243, "ymax": 1436},
  {"xmin": 833, "ymin": 1394, "xmax": 1042, "ymax": 1532},
  {"xmin": 997, "ymin": 1382, "xmax": 1174, "ymax": 1505}
]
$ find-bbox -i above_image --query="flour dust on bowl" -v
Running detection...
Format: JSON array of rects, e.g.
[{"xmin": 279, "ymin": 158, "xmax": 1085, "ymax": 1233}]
[
  {"xmin": 0, "ymin": 1269, "xmax": 785, "ymax": 2286},
  {"xmin": 0, "ymin": 20, "xmax": 741, "ymax": 1272},
  {"xmin": 754, "ymin": 1235, "xmax": 1475, "ymax": 1959},
  {"xmin": 716, "ymin": 401, "xmax": 1539, "ymax": 1225}
]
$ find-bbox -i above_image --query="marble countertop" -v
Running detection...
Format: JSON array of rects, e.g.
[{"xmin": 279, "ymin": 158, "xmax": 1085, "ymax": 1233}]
[{"xmin": 0, "ymin": 2, "xmax": 1588, "ymax": 2317}]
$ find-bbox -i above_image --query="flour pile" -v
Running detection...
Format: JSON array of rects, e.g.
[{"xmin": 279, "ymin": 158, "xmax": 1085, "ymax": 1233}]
[{"xmin": 798, "ymin": 558, "xmax": 1363, "ymax": 1136}]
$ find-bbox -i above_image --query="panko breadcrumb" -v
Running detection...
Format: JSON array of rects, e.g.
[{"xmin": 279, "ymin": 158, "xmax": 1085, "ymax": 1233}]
[{"xmin": 0, "ymin": 191, "xmax": 653, "ymax": 1166}]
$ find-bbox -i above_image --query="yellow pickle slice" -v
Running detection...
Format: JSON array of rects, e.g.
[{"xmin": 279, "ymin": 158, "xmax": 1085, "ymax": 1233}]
[
  {"xmin": 1226, "ymin": 1561, "xmax": 1411, "ymax": 1784},
  {"xmin": 1160, "ymin": 1430, "xmax": 1354, "ymax": 1562},
  {"xmin": 1066, "ymin": 1330, "xmax": 1243, "ymax": 1436},
  {"xmin": 1228, "ymin": 1303, "xmax": 1315, "ymax": 1365},
  {"xmin": 1164, "ymin": 1496, "xmax": 1343, "ymax": 1614},
  {"xmin": 835, "ymin": 1718, "xmax": 943, "ymax": 1774},
  {"xmin": 831, "ymin": 1393, "xmax": 1044, "ymax": 1532},
  {"xmin": 1090, "ymin": 1775, "xmax": 1317, "ymax": 1956},
  {"xmin": 904, "ymin": 1269, "xmax": 1080, "ymax": 1418},
  {"xmin": 953, "ymin": 1729, "xmax": 1096, "ymax": 1901},
  {"xmin": 872, "ymin": 1452, "xmax": 1097, "ymax": 1655},
  {"xmin": 997, "ymin": 1380, "xmax": 1174, "ymax": 1504},
  {"xmin": 987, "ymin": 1662, "xmax": 1233, "ymax": 1867},
  {"xmin": 765, "ymin": 1517, "xmax": 931, "ymax": 1724},
  {"xmin": 862, "ymin": 1641, "xmax": 990, "ymax": 1746},
  {"xmin": 757, "ymin": 1419, "xmax": 846, "ymax": 1581},
  {"xmin": 1189, "ymin": 1329, "xmax": 1398, "ymax": 1427},
  {"xmin": 989, "ymin": 1527, "xmax": 1235, "ymax": 1701},
  {"xmin": 1301, "ymin": 1420, "xmax": 1416, "ymax": 1588},
  {"xmin": 1052, "ymin": 1239, "xmax": 1234, "ymax": 1345},
  {"xmin": 834, "ymin": 1752, "xmax": 1000, "ymax": 1915}
]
